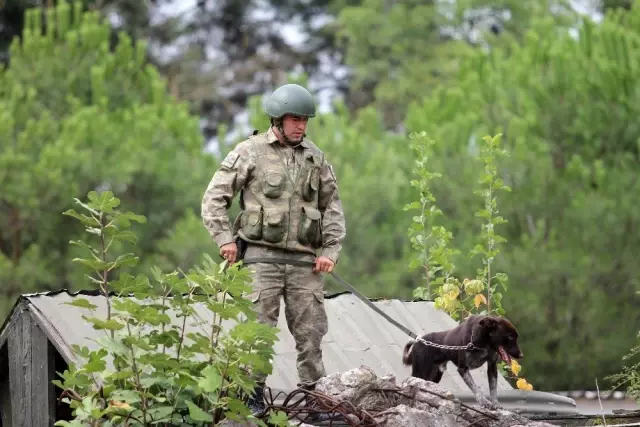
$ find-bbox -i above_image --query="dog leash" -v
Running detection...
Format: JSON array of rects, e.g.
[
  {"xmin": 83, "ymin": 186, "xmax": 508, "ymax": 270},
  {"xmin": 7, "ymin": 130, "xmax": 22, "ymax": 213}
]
[{"xmin": 241, "ymin": 256, "xmax": 478, "ymax": 351}]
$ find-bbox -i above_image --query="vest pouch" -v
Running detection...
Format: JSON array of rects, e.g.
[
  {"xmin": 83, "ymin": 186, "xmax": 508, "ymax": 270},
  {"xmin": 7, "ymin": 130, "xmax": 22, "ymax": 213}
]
[
  {"xmin": 240, "ymin": 208, "xmax": 263, "ymax": 240},
  {"xmin": 297, "ymin": 206, "xmax": 322, "ymax": 247},
  {"xmin": 262, "ymin": 170, "xmax": 285, "ymax": 199},
  {"xmin": 262, "ymin": 209, "xmax": 287, "ymax": 243},
  {"xmin": 301, "ymin": 166, "xmax": 319, "ymax": 202}
]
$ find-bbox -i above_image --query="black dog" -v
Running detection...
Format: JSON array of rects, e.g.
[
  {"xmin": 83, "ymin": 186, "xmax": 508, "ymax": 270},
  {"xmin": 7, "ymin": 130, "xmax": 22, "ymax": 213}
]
[{"xmin": 402, "ymin": 314, "xmax": 524, "ymax": 409}]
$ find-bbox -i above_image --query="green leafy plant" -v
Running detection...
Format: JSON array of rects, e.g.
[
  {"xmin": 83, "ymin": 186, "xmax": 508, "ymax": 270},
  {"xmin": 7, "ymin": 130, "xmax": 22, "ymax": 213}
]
[
  {"xmin": 405, "ymin": 131, "xmax": 460, "ymax": 301},
  {"xmin": 469, "ymin": 133, "xmax": 511, "ymax": 317},
  {"xmin": 606, "ymin": 290, "xmax": 640, "ymax": 403},
  {"xmin": 53, "ymin": 190, "xmax": 287, "ymax": 426},
  {"xmin": 405, "ymin": 132, "xmax": 533, "ymax": 391}
]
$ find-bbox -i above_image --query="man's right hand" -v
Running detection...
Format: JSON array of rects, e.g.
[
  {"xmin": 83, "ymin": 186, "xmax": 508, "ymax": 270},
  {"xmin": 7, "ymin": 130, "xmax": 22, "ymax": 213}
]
[{"xmin": 220, "ymin": 242, "xmax": 238, "ymax": 264}]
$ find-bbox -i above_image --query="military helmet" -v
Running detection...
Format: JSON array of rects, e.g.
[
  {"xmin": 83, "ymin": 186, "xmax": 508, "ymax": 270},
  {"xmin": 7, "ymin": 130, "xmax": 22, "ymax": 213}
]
[{"xmin": 264, "ymin": 84, "xmax": 316, "ymax": 119}]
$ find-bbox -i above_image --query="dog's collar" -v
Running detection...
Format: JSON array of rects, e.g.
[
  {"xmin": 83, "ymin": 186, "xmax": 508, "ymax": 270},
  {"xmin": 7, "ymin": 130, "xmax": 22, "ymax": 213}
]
[{"xmin": 467, "ymin": 330, "xmax": 481, "ymax": 351}]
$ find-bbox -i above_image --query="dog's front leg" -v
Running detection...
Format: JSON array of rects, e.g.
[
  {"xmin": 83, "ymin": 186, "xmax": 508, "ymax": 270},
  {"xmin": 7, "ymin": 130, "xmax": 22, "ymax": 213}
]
[
  {"xmin": 459, "ymin": 367, "xmax": 495, "ymax": 410},
  {"xmin": 487, "ymin": 362, "xmax": 499, "ymax": 408}
]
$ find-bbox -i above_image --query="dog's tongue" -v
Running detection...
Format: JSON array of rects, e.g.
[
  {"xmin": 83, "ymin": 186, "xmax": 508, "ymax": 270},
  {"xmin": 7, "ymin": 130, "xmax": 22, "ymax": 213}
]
[{"xmin": 498, "ymin": 346, "xmax": 511, "ymax": 364}]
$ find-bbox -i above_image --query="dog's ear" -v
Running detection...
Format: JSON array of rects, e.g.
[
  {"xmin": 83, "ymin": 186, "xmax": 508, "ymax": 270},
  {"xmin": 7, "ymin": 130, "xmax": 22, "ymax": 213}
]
[{"xmin": 479, "ymin": 317, "xmax": 498, "ymax": 329}]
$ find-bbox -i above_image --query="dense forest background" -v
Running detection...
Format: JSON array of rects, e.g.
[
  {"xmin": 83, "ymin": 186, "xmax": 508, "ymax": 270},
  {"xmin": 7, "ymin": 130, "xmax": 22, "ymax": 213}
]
[{"xmin": 2, "ymin": 0, "xmax": 640, "ymax": 393}]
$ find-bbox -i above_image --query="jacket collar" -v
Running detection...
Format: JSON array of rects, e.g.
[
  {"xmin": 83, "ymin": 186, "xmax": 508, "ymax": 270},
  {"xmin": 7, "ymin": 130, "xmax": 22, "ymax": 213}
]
[{"xmin": 266, "ymin": 126, "xmax": 309, "ymax": 149}]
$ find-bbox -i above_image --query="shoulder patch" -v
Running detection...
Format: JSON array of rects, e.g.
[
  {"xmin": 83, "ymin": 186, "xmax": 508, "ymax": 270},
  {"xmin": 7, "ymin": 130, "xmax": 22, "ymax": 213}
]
[{"xmin": 221, "ymin": 152, "xmax": 239, "ymax": 169}]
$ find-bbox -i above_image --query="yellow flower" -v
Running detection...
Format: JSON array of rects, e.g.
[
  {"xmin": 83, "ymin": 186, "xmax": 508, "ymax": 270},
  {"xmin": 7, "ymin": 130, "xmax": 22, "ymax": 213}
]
[
  {"xmin": 474, "ymin": 293, "xmax": 487, "ymax": 308},
  {"xmin": 510, "ymin": 359, "xmax": 521, "ymax": 376},
  {"xmin": 516, "ymin": 378, "xmax": 533, "ymax": 391}
]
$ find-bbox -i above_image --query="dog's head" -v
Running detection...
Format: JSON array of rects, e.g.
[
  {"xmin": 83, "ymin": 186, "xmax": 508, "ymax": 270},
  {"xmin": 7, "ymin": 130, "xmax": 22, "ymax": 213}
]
[{"xmin": 477, "ymin": 316, "xmax": 524, "ymax": 364}]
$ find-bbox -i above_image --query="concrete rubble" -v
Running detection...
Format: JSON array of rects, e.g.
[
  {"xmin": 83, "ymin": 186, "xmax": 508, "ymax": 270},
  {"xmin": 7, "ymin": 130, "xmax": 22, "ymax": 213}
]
[
  {"xmin": 311, "ymin": 366, "xmax": 555, "ymax": 427},
  {"xmin": 221, "ymin": 366, "xmax": 556, "ymax": 426}
]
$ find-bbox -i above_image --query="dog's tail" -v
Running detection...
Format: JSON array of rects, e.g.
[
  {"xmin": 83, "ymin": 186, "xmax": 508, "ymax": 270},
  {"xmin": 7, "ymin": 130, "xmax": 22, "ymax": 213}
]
[{"xmin": 402, "ymin": 340, "xmax": 415, "ymax": 366}]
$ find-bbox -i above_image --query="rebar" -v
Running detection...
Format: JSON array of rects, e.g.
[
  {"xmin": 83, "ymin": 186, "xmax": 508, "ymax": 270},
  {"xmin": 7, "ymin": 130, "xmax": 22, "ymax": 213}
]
[
  {"xmin": 263, "ymin": 386, "xmax": 382, "ymax": 426},
  {"xmin": 261, "ymin": 384, "xmax": 500, "ymax": 426}
]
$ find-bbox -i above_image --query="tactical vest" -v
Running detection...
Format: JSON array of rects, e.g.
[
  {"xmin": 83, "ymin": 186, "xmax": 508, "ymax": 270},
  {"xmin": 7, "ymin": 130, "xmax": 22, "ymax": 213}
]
[{"xmin": 233, "ymin": 131, "xmax": 324, "ymax": 255}]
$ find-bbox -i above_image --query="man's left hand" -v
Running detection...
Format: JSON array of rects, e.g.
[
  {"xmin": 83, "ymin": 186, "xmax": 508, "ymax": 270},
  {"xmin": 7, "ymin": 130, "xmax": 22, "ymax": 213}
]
[{"xmin": 314, "ymin": 256, "xmax": 335, "ymax": 273}]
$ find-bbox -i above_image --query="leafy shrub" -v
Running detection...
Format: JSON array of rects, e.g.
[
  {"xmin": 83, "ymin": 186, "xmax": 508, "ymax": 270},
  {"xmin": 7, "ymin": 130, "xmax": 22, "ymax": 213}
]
[
  {"xmin": 607, "ymin": 294, "xmax": 640, "ymax": 403},
  {"xmin": 53, "ymin": 191, "xmax": 288, "ymax": 426}
]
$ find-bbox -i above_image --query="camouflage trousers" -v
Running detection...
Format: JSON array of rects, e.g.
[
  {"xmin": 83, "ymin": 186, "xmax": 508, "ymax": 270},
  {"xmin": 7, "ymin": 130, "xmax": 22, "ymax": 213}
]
[{"xmin": 244, "ymin": 245, "xmax": 329, "ymax": 387}]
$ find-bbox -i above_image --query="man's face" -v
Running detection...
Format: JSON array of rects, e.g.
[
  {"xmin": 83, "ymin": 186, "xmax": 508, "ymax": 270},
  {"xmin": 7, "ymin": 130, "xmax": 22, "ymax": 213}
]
[{"xmin": 281, "ymin": 114, "xmax": 308, "ymax": 143}]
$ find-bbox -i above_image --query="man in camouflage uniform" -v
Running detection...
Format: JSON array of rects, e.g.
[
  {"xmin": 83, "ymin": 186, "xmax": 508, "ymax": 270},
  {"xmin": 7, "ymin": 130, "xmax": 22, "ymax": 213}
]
[{"xmin": 201, "ymin": 83, "xmax": 347, "ymax": 416}]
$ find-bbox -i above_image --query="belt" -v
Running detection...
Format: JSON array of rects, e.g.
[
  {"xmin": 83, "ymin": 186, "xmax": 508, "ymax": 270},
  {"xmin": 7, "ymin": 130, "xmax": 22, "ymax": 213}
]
[{"xmin": 241, "ymin": 256, "xmax": 419, "ymax": 340}]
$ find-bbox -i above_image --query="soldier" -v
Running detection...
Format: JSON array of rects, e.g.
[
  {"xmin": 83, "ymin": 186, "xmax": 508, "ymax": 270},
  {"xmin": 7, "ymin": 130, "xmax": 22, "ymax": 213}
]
[{"xmin": 201, "ymin": 83, "xmax": 347, "ymax": 416}]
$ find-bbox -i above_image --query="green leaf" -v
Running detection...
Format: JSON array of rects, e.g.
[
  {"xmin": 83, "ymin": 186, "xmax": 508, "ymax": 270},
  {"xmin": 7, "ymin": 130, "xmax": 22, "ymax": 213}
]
[
  {"xmin": 147, "ymin": 405, "xmax": 175, "ymax": 422},
  {"xmin": 111, "ymin": 253, "xmax": 140, "ymax": 269},
  {"xmin": 83, "ymin": 357, "xmax": 106, "ymax": 373},
  {"xmin": 64, "ymin": 298, "xmax": 98, "ymax": 311},
  {"xmin": 226, "ymin": 397, "xmax": 252, "ymax": 416},
  {"xmin": 70, "ymin": 198, "xmax": 100, "ymax": 216},
  {"xmin": 108, "ymin": 230, "xmax": 138, "ymax": 244},
  {"xmin": 185, "ymin": 399, "xmax": 214, "ymax": 422},
  {"xmin": 71, "ymin": 257, "xmax": 113, "ymax": 271},
  {"xmin": 403, "ymin": 201, "xmax": 421, "ymax": 211},
  {"xmin": 63, "ymin": 209, "xmax": 100, "ymax": 227},
  {"xmin": 109, "ymin": 390, "xmax": 142, "ymax": 404},
  {"xmin": 149, "ymin": 330, "xmax": 180, "ymax": 347},
  {"xmin": 69, "ymin": 240, "xmax": 100, "ymax": 256},
  {"xmin": 87, "ymin": 190, "xmax": 120, "ymax": 213},
  {"xmin": 198, "ymin": 365, "xmax": 223, "ymax": 393},
  {"xmin": 82, "ymin": 316, "xmax": 125, "ymax": 331},
  {"xmin": 268, "ymin": 410, "xmax": 290, "ymax": 427},
  {"xmin": 114, "ymin": 212, "xmax": 147, "ymax": 227}
]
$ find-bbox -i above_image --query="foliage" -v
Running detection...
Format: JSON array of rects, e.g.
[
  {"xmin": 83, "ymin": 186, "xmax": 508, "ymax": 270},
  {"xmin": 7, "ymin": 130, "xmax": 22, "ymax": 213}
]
[
  {"xmin": 468, "ymin": 133, "xmax": 511, "ymax": 317},
  {"xmin": 333, "ymin": 0, "xmax": 580, "ymax": 127},
  {"xmin": 0, "ymin": 1, "xmax": 217, "ymax": 322},
  {"xmin": 4, "ymin": 0, "xmax": 640, "ymax": 396},
  {"xmin": 334, "ymin": 0, "xmax": 475, "ymax": 126},
  {"xmin": 607, "ymin": 300, "xmax": 640, "ymax": 403},
  {"xmin": 403, "ymin": 3, "xmax": 640, "ymax": 390},
  {"xmin": 405, "ymin": 133, "xmax": 509, "ymax": 319},
  {"xmin": 53, "ymin": 190, "xmax": 285, "ymax": 426},
  {"xmin": 405, "ymin": 131, "xmax": 532, "ymax": 391},
  {"xmin": 404, "ymin": 132, "xmax": 458, "ymax": 301},
  {"xmin": 0, "ymin": 0, "xmax": 352, "ymax": 141}
]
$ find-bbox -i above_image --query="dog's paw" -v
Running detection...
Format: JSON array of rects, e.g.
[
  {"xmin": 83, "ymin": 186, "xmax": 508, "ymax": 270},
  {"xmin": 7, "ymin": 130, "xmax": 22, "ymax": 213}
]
[{"xmin": 477, "ymin": 397, "xmax": 499, "ymax": 410}]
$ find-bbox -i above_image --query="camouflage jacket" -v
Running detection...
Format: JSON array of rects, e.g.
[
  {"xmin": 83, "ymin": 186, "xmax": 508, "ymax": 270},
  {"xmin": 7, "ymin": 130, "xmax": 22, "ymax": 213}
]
[{"xmin": 201, "ymin": 127, "xmax": 347, "ymax": 263}]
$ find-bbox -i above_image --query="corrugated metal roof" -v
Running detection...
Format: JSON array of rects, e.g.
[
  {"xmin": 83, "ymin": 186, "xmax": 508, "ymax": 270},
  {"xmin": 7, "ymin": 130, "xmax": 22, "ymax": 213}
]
[
  {"xmin": 16, "ymin": 290, "xmax": 513, "ymax": 396},
  {"xmin": 556, "ymin": 390, "xmax": 634, "ymax": 400}
]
